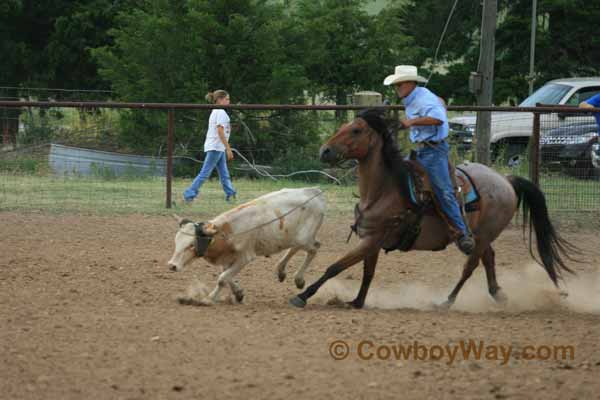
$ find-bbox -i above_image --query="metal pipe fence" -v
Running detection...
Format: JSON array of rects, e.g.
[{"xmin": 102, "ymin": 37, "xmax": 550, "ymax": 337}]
[{"xmin": 1, "ymin": 100, "xmax": 599, "ymax": 223}]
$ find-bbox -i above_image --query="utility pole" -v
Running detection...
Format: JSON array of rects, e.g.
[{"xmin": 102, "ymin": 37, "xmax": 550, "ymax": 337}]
[
  {"xmin": 474, "ymin": 0, "xmax": 497, "ymax": 166},
  {"xmin": 528, "ymin": 0, "xmax": 538, "ymax": 95}
]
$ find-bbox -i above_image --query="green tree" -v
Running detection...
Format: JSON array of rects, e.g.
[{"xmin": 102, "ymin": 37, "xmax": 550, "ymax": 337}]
[
  {"xmin": 92, "ymin": 0, "xmax": 318, "ymax": 165},
  {"xmin": 1, "ymin": 0, "xmax": 133, "ymax": 145},
  {"xmin": 495, "ymin": 0, "xmax": 600, "ymax": 103},
  {"xmin": 388, "ymin": 0, "xmax": 600, "ymax": 105},
  {"xmin": 292, "ymin": 0, "xmax": 386, "ymax": 105},
  {"xmin": 0, "ymin": 0, "xmax": 25, "ymax": 145},
  {"xmin": 45, "ymin": 0, "xmax": 136, "ymax": 94}
]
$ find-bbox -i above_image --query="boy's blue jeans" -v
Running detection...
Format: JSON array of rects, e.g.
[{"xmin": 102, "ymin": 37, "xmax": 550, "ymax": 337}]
[
  {"xmin": 183, "ymin": 150, "xmax": 236, "ymax": 201},
  {"xmin": 416, "ymin": 140, "xmax": 468, "ymax": 236}
]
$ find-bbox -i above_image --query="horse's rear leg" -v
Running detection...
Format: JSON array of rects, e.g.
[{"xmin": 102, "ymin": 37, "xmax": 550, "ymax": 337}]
[
  {"xmin": 349, "ymin": 251, "xmax": 379, "ymax": 309},
  {"xmin": 439, "ymin": 252, "xmax": 481, "ymax": 309},
  {"xmin": 482, "ymin": 245, "xmax": 507, "ymax": 304}
]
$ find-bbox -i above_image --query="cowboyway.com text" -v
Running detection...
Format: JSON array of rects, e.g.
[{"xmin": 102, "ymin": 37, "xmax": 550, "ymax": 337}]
[{"xmin": 328, "ymin": 339, "xmax": 575, "ymax": 364}]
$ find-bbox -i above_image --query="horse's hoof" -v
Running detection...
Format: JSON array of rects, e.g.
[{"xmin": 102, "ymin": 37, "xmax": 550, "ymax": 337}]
[
  {"xmin": 347, "ymin": 300, "xmax": 364, "ymax": 309},
  {"xmin": 433, "ymin": 300, "xmax": 453, "ymax": 311},
  {"xmin": 277, "ymin": 272, "xmax": 286, "ymax": 283},
  {"xmin": 289, "ymin": 296, "xmax": 306, "ymax": 308},
  {"xmin": 294, "ymin": 278, "xmax": 305, "ymax": 289},
  {"xmin": 493, "ymin": 290, "xmax": 508, "ymax": 305}
]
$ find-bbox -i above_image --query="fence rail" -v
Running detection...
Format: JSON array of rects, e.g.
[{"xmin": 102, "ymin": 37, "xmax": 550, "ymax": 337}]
[
  {"xmin": 1, "ymin": 100, "xmax": 599, "ymax": 220},
  {"xmin": 2, "ymin": 99, "xmax": 600, "ymax": 112}
]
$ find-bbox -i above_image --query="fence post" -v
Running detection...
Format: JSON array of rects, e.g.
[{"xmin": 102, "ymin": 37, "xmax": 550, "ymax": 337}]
[
  {"xmin": 529, "ymin": 110, "xmax": 540, "ymax": 186},
  {"xmin": 166, "ymin": 109, "xmax": 174, "ymax": 208}
]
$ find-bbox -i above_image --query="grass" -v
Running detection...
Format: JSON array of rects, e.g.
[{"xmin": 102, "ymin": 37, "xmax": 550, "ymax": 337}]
[
  {"xmin": 0, "ymin": 174, "xmax": 357, "ymax": 217},
  {"xmin": 1, "ymin": 170, "xmax": 598, "ymax": 228}
]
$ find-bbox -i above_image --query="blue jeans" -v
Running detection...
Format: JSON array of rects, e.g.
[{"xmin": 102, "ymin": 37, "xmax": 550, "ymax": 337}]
[
  {"xmin": 416, "ymin": 140, "xmax": 468, "ymax": 236},
  {"xmin": 183, "ymin": 150, "xmax": 236, "ymax": 201}
]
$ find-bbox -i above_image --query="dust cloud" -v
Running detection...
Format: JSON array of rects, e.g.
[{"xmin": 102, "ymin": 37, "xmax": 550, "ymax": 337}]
[
  {"xmin": 178, "ymin": 279, "xmax": 214, "ymax": 306},
  {"xmin": 313, "ymin": 262, "xmax": 600, "ymax": 314}
]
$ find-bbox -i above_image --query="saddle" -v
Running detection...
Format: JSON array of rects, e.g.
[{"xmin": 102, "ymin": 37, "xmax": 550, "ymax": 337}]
[{"xmin": 404, "ymin": 151, "xmax": 480, "ymax": 234}]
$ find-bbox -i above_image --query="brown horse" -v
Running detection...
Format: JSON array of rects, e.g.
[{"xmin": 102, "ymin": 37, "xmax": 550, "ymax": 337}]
[{"xmin": 289, "ymin": 109, "xmax": 577, "ymax": 309}]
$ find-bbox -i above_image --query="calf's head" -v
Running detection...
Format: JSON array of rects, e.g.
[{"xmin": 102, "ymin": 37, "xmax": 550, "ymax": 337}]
[{"xmin": 167, "ymin": 215, "xmax": 218, "ymax": 272}]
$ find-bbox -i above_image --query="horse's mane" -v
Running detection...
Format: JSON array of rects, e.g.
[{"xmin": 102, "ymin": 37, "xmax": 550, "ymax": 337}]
[{"xmin": 356, "ymin": 108, "xmax": 412, "ymax": 199}]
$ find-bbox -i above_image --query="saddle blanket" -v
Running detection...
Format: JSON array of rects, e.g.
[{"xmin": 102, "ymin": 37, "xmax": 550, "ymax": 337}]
[{"xmin": 406, "ymin": 165, "xmax": 480, "ymax": 212}]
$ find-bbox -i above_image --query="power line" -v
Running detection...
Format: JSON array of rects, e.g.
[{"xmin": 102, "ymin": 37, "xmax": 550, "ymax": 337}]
[
  {"xmin": 425, "ymin": 0, "xmax": 460, "ymax": 86},
  {"xmin": 0, "ymin": 86, "xmax": 113, "ymax": 93}
]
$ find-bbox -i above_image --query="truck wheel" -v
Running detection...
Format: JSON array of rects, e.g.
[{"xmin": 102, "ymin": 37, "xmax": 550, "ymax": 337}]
[{"xmin": 492, "ymin": 141, "xmax": 528, "ymax": 167}]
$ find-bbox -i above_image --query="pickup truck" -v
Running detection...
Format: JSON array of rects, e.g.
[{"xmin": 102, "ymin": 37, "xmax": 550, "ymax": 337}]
[
  {"xmin": 540, "ymin": 120, "xmax": 599, "ymax": 179},
  {"xmin": 448, "ymin": 77, "xmax": 600, "ymax": 165}
]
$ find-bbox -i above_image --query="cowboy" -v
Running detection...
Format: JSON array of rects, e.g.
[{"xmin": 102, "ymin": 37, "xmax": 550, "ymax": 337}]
[{"xmin": 384, "ymin": 65, "xmax": 475, "ymax": 255}]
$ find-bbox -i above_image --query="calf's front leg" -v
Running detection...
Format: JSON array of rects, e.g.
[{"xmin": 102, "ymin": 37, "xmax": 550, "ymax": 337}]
[
  {"xmin": 276, "ymin": 247, "xmax": 300, "ymax": 283},
  {"xmin": 293, "ymin": 241, "xmax": 320, "ymax": 289},
  {"xmin": 208, "ymin": 257, "xmax": 251, "ymax": 303}
]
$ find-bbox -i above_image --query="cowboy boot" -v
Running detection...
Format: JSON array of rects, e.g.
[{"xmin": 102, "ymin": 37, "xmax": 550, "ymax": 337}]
[{"xmin": 456, "ymin": 234, "xmax": 475, "ymax": 255}]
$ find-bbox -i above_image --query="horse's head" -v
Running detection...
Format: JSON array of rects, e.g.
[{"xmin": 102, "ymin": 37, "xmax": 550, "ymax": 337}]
[{"xmin": 320, "ymin": 109, "xmax": 388, "ymax": 165}]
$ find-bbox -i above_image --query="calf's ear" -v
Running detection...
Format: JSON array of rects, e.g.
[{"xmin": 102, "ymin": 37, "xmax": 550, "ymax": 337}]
[
  {"xmin": 173, "ymin": 214, "xmax": 184, "ymax": 225},
  {"xmin": 202, "ymin": 223, "xmax": 219, "ymax": 236}
]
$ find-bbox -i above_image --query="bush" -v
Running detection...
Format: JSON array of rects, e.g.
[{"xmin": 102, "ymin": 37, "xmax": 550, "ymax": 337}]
[{"xmin": 0, "ymin": 157, "xmax": 44, "ymax": 174}]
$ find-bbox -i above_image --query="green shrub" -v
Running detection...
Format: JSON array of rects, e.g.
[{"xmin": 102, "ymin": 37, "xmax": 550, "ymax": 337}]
[{"xmin": 0, "ymin": 157, "xmax": 42, "ymax": 174}]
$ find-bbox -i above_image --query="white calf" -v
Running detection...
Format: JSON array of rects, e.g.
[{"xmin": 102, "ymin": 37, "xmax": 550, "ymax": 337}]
[{"xmin": 167, "ymin": 187, "xmax": 326, "ymax": 303}]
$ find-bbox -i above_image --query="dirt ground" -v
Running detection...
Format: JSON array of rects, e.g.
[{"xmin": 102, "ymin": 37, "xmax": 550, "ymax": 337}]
[{"xmin": 1, "ymin": 211, "xmax": 599, "ymax": 400}]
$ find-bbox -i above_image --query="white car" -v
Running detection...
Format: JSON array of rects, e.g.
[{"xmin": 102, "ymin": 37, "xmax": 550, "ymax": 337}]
[{"xmin": 449, "ymin": 77, "xmax": 600, "ymax": 165}]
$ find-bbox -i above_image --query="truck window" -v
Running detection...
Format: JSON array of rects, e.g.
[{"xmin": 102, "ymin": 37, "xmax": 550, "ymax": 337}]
[
  {"xmin": 565, "ymin": 87, "xmax": 600, "ymax": 105},
  {"xmin": 519, "ymin": 83, "xmax": 572, "ymax": 106}
]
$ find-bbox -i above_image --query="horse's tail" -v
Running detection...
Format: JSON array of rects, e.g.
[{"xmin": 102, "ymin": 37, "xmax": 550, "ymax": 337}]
[{"xmin": 507, "ymin": 175, "xmax": 578, "ymax": 286}]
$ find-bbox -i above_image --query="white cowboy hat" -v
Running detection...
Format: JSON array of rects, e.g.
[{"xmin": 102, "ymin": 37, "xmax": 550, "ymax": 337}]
[{"xmin": 383, "ymin": 65, "xmax": 428, "ymax": 86}]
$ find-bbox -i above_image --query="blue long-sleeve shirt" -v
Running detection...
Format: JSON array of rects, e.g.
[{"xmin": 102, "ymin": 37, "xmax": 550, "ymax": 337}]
[
  {"xmin": 585, "ymin": 93, "xmax": 600, "ymax": 133},
  {"xmin": 402, "ymin": 86, "xmax": 449, "ymax": 143}
]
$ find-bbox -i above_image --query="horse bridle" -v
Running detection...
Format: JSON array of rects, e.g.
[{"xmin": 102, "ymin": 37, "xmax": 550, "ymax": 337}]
[{"xmin": 178, "ymin": 219, "xmax": 214, "ymax": 257}]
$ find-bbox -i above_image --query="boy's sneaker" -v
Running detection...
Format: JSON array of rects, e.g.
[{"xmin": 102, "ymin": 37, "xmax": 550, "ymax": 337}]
[
  {"xmin": 182, "ymin": 195, "xmax": 195, "ymax": 205},
  {"xmin": 225, "ymin": 193, "xmax": 237, "ymax": 203}
]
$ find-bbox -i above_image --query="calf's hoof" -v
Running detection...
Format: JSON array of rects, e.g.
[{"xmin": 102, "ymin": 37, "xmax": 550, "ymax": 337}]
[
  {"xmin": 234, "ymin": 290, "xmax": 245, "ymax": 303},
  {"xmin": 277, "ymin": 272, "xmax": 286, "ymax": 283},
  {"xmin": 177, "ymin": 296, "xmax": 213, "ymax": 307},
  {"xmin": 289, "ymin": 296, "xmax": 306, "ymax": 308},
  {"xmin": 294, "ymin": 277, "xmax": 305, "ymax": 289}
]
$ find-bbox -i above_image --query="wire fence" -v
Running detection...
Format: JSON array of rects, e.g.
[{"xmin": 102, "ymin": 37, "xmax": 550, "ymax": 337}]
[
  {"xmin": 1, "ymin": 98, "xmax": 599, "ymax": 226},
  {"xmin": 537, "ymin": 110, "xmax": 600, "ymax": 213}
]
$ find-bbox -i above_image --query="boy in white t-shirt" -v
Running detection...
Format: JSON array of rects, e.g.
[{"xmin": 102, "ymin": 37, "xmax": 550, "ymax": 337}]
[{"xmin": 183, "ymin": 90, "xmax": 237, "ymax": 203}]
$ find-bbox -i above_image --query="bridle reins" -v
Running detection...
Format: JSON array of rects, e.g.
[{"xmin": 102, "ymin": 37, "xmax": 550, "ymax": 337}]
[{"xmin": 342, "ymin": 119, "xmax": 424, "ymax": 251}]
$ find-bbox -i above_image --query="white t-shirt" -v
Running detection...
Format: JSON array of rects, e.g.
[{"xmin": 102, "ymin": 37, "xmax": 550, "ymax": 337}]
[{"xmin": 203, "ymin": 109, "xmax": 230, "ymax": 152}]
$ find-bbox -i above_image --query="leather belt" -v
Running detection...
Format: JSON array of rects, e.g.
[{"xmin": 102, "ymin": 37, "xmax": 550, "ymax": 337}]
[{"xmin": 416, "ymin": 140, "xmax": 443, "ymax": 148}]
